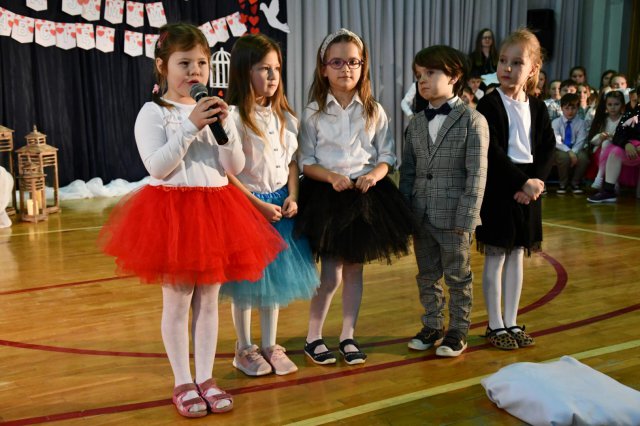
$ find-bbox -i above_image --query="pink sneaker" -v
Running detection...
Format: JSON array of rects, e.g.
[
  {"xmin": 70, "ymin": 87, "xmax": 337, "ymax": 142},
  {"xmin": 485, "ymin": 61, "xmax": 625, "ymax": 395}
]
[
  {"xmin": 232, "ymin": 343, "xmax": 272, "ymax": 376},
  {"xmin": 262, "ymin": 344, "xmax": 298, "ymax": 375}
]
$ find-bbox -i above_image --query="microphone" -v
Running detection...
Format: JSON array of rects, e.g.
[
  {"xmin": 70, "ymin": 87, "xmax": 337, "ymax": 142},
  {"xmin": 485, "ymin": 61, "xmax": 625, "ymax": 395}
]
[{"xmin": 189, "ymin": 83, "xmax": 229, "ymax": 145}]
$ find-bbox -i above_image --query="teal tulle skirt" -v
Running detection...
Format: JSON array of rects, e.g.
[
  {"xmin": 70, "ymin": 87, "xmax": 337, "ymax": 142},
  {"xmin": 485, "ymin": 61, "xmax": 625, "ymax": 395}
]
[{"xmin": 221, "ymin": 187, "xmax": 320, "ymax": 308}]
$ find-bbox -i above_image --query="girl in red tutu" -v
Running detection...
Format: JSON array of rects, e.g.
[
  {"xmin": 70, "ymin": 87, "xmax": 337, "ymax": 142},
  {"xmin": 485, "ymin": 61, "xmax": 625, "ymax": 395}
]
[{"xmin": 98, "ymin": 23, "xmax": 284, "ymax": 418}]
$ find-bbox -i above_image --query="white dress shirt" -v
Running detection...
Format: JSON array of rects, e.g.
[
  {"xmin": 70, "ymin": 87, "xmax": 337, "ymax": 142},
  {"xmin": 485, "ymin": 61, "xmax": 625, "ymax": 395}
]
[
  {"xmin": 497, "ymin": 88, "xmax": 533, "ymax": 164},
  {"xmin": 427, "ymin": 96, "xmax": 459, "ymax": 142},
  {"xmin": 298, "ymin": 93, "xmax": 396, "ymax": 179},
  {"xmin": 134, "ymin": 100, "xmax": 244, "ymax": 187},
  {"xmin": 230, "ymin": 105, "xmax": 298, "ymax": 193},
  {"xmin": 551, "ymin": 115, "xmax": 587, "ymax": 153}
]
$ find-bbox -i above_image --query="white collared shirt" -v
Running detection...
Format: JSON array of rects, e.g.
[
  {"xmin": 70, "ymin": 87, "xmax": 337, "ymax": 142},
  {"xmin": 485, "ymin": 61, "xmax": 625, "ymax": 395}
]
[
  {"xmin": 497, "ymin": 88, "xmax": 533, "ymax": 164},
  {"xmin": 230, "ymin": 105, "xmax": 298, "ymax": 193},
  {"xmin": 551, "ymin": 114, "xmax": 587, "ymax": 153},
  {"xmin": 134, "ymin": 100, "xmax": 244, "ymax": 187},
  {"xmin": 298, "ymin": 93, "xmax": 395, "ymax": 179},
  {"xmin": 427, "ymin": 96, "xmax": 459, "ymax": 143}
]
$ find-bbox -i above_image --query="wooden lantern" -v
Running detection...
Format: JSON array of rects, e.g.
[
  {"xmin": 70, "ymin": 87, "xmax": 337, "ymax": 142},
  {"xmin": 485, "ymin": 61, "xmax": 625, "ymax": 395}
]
[
  {"xmin": 16, "ymin": 125, "xmax": 60, "ymax": 214},
  {"xmin": 18, "ymin": 162, "xmax": 48, "ymax": 223},
  {"xmin": 0, "ymin": 125, "xmax": 17, "ymax": 215}
]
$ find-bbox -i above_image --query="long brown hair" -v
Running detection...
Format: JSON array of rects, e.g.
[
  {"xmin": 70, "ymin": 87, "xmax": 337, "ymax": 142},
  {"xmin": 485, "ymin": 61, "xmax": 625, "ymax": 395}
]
[
  {"xmin": 152, "ymin": 23, "xmax": 211, "ymax": 108},
  {"xmin": 227, "ymin": 34, "xmax": 295, "ymax": 144},
  {"xmin": 500, "ymin": 28, "xmax": 543, "ymax": 96},
  {"xmin": 587, "ymin": 90, "xmax": 625, "ymax": 142},
  {"xmin": 307, "ymin": 30, "xmax": 377, "ymax": 130},
  {"xmin": 470, "ymin": 28, "xmax": 498, "ymax": 70}
]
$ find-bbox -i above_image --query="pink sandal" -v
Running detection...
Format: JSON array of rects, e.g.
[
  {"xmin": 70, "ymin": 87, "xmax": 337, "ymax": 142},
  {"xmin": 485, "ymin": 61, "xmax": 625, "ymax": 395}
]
[
  {"xmin": 197, "ymin": 378, "xmax": 234, "ymax": 413},
  {"xmin": 172, "ymin": 383, "xmax": 207, "ymax": 418}
]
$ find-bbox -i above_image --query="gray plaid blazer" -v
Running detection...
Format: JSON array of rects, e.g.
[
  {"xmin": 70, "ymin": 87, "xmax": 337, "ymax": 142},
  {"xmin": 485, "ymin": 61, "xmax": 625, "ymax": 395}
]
[{"xmin": 399, "ymin": 99, "xmax": 489, "ymax": 233}]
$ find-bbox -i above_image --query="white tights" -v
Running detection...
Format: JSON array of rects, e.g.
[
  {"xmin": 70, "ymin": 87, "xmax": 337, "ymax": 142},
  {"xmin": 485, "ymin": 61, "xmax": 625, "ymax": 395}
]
[
  {"xmin": 231, "ymin": 304, "xmax": 279, "ymax": 349},
  {"xmin": 482, "ymin": 248, "xmax": 524, "ymax": 331},
  {"xmin": 306, "ymin": 257, "xmax": 363, "ymax": 353},
  {"xmin": 161, "ymin": 283, "xmax": 229, "ymax": 411}
]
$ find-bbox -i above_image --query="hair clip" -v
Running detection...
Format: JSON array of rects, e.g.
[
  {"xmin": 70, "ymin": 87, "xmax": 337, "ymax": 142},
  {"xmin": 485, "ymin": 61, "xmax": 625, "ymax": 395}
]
[
  {"xmin": 152, "ymin": 84, "xmax": 160, "ymax": 95},
  {"xmin": 156, "ymin": 31, "xmax": 167, "ymax": 49}
]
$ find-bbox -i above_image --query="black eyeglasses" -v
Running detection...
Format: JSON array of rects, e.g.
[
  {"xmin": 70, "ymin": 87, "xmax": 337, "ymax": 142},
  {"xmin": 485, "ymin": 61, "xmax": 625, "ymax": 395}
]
[{"xmin": 324, "ymin": 58, "xmax": 364, "ymax": 70}]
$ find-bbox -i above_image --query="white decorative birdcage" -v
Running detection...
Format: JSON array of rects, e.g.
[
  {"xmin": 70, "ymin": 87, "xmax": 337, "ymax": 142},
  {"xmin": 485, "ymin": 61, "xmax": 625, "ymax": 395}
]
[{"xmin": 210, "ymin": 47, "xmax": 231, "ymax": 89}]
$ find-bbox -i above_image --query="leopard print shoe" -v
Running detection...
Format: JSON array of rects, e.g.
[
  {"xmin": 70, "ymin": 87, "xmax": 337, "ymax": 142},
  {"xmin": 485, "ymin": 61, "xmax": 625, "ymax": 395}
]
[
  {"xmin": 507, "ymin": 325, "xmax": 535, "ymax": 347},
  {"xmin": 483, "ymin": 327, "xmax": 519, "ymax": 350}
]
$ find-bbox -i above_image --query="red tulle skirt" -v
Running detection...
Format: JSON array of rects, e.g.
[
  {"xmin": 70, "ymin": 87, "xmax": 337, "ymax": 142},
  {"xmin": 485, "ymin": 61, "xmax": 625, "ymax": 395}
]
[{"xmin": 98, "ymin": 185, "xmax": 286, "ymax": 285}]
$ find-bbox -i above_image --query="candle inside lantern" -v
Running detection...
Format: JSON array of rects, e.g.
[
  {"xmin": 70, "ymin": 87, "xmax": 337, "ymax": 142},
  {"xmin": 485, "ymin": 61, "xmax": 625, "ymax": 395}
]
[{"xmin": 27, "ymin": 199, "xmax": 34, "ymax": 216}]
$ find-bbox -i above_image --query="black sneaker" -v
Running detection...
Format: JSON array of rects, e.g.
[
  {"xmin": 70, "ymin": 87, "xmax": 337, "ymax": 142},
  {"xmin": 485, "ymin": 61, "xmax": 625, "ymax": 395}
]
[
  {"xmin": 587, "ymin": 190, "xmax": 616, "ymax": 203},
  {"xmin": 557, "ymin": 186, "xmax": 567, "ymax": 194},
  {"xmin": 435, "ymin": 329, "xmax": 467, "ymax": 357},
  {"xmin": 408, "ymin": 326, "xmax": 444, "ymax": 350},
  {"xmin": 571, "ymin": 185, "xmax": 584, "ymax": 194}
]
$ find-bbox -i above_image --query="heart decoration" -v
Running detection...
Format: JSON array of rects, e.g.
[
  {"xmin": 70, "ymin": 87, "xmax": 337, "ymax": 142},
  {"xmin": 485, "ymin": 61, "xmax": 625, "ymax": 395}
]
[
  {"xmin": 239, "ymin": 13, "xmax": 247, "ymax": 24},
  {"xmin": 250, "ymin": 27, "xmax": 259, "ymax": 34},
  {"xmin": 251, "ymin": 4, "xmax": 258, "ymax": 14},
  {"xmin": 127, "ymin": 3, "xmax": 134, "ymax": 11},
  {"xmin": 248, "ymin": 0, "xmax": 258, "ymax": 4},
  {"xmin": 56, "ymin": 27, "xmax": 64, "ymax": 33},
  {"xmin": 249, "ymin": 16, "xmax": 259, "ymax": 26},
  {"xmin": 97, "ymin": 29, "xmax": 104, "ymax": 36}
]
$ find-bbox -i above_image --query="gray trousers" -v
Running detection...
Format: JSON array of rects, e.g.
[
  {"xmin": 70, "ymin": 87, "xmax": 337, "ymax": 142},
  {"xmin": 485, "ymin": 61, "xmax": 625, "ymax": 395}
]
[
  {"xmin": 554, "ymin": 149, "xmax": 590, "ymax": 187},
  {"xmin": 413, "ymin": 221, "xmax": 473, "ymax": 334}
]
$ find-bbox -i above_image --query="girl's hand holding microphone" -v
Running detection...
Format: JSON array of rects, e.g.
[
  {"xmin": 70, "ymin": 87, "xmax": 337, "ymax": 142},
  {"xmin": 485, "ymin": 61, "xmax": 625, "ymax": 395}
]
[{"xmin": 189, "ymin": 97, "xmax": 228, "ymax": 130}]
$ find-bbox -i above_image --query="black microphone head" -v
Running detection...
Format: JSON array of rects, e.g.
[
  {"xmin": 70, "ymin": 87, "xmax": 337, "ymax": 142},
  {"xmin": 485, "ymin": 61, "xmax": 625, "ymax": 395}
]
[{"xmin": 189, "ymin": 83, "xmax": 208, "ymax": 102}]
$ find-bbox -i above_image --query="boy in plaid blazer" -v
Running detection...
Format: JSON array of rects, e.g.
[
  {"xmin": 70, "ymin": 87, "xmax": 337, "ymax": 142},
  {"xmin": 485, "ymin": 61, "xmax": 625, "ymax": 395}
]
[{"xmin": 399, "ymin": 45, "xmax": 489, "ymax": 357}]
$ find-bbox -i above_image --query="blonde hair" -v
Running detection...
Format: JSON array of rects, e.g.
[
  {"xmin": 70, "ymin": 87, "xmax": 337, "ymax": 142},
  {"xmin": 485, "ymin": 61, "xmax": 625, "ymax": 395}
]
[
  {"xmin": 500, "ymin": 28, "xmax": 544, "ymax": 96},
  {"xmin": 308, "ymin": 30, "xmax": 377, "ymax": 130},
  {"xmin": 227, "ymin": 34, "xmax": 295, "ymax": 145}
]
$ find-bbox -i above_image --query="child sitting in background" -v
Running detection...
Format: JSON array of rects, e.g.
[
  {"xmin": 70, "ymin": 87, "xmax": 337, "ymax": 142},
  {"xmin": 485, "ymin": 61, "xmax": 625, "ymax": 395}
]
[{"xmin": 552, "ymin": 93, "xmax": 590, "ymax": 194}]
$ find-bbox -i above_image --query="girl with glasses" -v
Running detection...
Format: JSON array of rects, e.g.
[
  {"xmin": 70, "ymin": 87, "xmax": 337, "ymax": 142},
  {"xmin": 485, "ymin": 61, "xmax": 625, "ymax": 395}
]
[{"xmin": 296, "ymin": 28, "xmax": 416, "ymax": 366}]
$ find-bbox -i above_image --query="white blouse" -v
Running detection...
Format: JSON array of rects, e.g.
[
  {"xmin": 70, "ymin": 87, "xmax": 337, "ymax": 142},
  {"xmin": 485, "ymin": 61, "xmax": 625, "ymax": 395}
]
[
  {"xmin": 298, "ymin": 93, "xmax": 396, "ymax": 179},
  {"xmin": 134, "ymin": 100, "xmax": 244, "ymax": 188},
  {"xmin": 230, "ymin": 105, "xmax": 298, "ymax": 193},
  {"xmin": 497, "ymin": 88, "xmax": 533, "ymax": 164}
]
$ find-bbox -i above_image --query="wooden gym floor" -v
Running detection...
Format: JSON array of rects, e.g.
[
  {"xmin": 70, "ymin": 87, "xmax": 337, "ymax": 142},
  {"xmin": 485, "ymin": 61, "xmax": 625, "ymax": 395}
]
[{"xmin": 1, "ymin": 189, "xmax": 639, "ymax": 425}]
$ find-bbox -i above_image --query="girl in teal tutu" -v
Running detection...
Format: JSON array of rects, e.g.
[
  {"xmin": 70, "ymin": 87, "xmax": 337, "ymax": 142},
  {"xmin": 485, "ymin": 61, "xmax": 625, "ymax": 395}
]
[{"xmin": 221, "ymin": 34, "xmax": 319, "ymax": 376}]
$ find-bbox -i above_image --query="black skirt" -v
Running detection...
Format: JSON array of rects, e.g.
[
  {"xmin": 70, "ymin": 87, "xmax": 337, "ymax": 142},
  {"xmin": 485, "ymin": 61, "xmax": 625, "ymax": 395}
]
[
  {"xmin": 295, "ymin": 176, "xmax": 417, "ymax": 264},
  {"xmin": 476, "ymin": 163, "xmax": 543, "ymax": 256}
]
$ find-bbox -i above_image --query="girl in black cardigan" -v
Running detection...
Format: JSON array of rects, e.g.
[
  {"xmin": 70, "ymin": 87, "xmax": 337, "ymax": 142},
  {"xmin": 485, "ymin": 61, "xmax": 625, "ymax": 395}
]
[{"xmin": 475, "ymin": 29, "xmax": 555, "ymax": 351}]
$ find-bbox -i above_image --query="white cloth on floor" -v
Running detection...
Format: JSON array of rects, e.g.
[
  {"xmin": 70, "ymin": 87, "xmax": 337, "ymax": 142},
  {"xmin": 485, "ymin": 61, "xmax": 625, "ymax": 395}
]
[
  {"xmin": 0, "ymin": 166, "xmax": 14, "ymax": 228},
  {"xmin": 482, "ymin": 355, "xmax": 640, "ymax": 426},
  {"xmin": 59, "ymin": 176, "xmax": 149, "ymax": 200}
]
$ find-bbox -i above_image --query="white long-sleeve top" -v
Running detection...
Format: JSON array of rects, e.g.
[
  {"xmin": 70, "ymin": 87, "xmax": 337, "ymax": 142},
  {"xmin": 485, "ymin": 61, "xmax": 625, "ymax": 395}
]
[
  {"xmin": 400, "ymin": 83, "xmax": 416, "ymax": 119},
  {"xmin": 298, "ymin": 93, "xmax": 396, "ymax": 179},
  {"xmin": 134, "ymin": 100, "xmax": 244, "ymax": 187},
  {"xmin": 230, "ymin": 105, "xmax": 299, "ymax": 193}
]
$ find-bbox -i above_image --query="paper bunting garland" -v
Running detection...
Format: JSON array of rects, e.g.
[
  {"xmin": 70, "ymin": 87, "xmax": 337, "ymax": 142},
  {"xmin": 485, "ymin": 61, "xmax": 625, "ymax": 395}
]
[
  {"xmin": 35, "ymin": 19, "xmax": 56, "ymax": 47},
  {"xmin": 144, "ymin": 33, "xmax": 159, "ymax": 58},
  {"xmin": 27, "ymin": 0, "xmax": 48, "ymax": 12},
  {"xmin": 82, "ymin": 0, "xmax": 102, "ymax": 22},
  {"xmin": 61, "ymin": 0, "xmax": 82, "ymax": 16},
  {"xmin": 126, "ymin": 1, "xmax": 144, "ymax": 28},
  {"xmin": 96, "ymin": 25, "xmax": 115, "ymax": 52},
  {"xmin": 226, "ymin": 12, "xmax": 247, "ymax": 37},
  {"xmin": 11, "ymin": 14, "xmax": 35, "ymax": 44},
  {"xmin": 104, "ymin": 0, "xmax": 124, "ymax": 24},
  {"xmin": 0, "ymin": 3, "xmax": 287, "ymax": 57},
  {"xmin": 0, "ymin": 8, "xmax": 15, "ymax": 37},
  {"xmin": 124, "ymin": 30, "xmax": 143, "ymax": 56},
  {"xmin": 76, "ymin": 23, "xmax": 96, "ymax": 50},
  {"xmin": 55, "ymin": 22, "xmax": 76, "ymax": 50},
  {"xmin": 145, "ymin": 2, "xmax": 166, "ymax": 28}
]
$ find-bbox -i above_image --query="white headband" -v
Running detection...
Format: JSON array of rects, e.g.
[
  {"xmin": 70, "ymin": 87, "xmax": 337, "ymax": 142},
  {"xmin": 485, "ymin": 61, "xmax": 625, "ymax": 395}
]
[{"xmin": 319, "ymin": 28, "xmax": 364, "ymax": 60}]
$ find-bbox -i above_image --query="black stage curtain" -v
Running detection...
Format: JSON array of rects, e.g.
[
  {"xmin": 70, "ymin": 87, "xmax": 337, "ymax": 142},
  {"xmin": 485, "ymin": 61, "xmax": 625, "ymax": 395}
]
[{"xmin": 0, "ymin": 1, "xmax": 287, "ymax": 186}]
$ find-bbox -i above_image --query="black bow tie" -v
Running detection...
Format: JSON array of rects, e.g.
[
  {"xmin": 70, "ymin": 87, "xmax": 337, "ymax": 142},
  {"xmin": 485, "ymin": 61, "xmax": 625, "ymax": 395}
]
[{"xmin": 424, "ymin": 103, "xmax": 452, "ymax": 121}]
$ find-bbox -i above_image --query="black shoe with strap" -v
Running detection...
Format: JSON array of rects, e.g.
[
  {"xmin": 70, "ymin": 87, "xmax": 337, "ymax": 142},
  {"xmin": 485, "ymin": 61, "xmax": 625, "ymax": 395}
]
[
  {"xmin": 408, "ymin": 325, "xmax": 444, "ymax": 351},
  {"xmin": 339, "ymin": 339, "xmax": 367, "ymax": 365},
  {"xmin": 304, "ymin": 339, "xmax": 337, "ymax": 365}
]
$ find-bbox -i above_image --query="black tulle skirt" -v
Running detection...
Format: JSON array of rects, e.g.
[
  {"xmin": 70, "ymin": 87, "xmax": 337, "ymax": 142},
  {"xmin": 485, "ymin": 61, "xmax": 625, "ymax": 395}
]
[{"xmin": 295, "ymin": 176, "xmax": 417, "ymax": 264}]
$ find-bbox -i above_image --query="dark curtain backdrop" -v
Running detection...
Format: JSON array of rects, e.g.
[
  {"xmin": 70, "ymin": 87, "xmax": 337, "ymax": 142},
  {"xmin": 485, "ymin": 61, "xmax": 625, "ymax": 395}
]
[{"xmin": 0, "ymin": 0, "xmax": 287, "ymax": 186}]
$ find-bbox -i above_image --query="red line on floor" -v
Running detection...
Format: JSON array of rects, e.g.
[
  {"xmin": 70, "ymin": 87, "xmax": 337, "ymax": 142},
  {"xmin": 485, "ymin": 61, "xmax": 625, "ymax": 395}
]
[
  {"xmin": 0, "ymin": 252, "xmax": 566, "ymax": 358},
  {"xmin": 3, "ymin": 302, "xmax": 638, "ymax": 426},
  {"xmin": 0, "ymin": 276, "xmax": 132, "ymax": 296}
]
